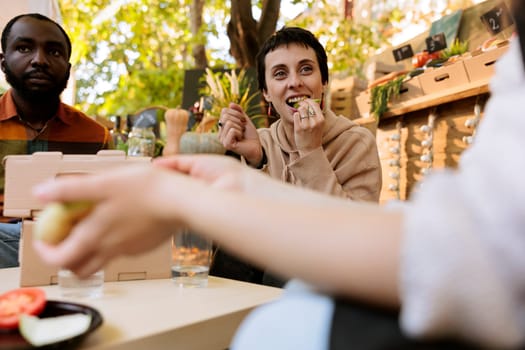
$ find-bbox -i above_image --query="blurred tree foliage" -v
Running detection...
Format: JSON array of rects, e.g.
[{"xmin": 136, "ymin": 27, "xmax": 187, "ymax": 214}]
[
  {"xmin": 58, "ymin": 0, "xmax": 397, "ymax": 118},
  {"xmin": 288, "ymin": 0, "xmax": 390, "ymax": 79},
  {"xmin": 59, "ymin": 0, "xmax": 226, "ymax": 117}
]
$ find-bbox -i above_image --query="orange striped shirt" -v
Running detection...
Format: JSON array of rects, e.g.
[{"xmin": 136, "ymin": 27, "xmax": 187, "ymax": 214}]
[{"xmin": 0, "ymin": 89, "xmax": 111, "ymax": 194}]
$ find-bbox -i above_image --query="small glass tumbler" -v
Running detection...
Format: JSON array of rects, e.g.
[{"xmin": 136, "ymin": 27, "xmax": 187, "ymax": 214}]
[
  {"xmin": 171, "ymin": 230, "xmax": 212, "ymax": 287},
  {"xmin": 58, "ymin": 269, "xmax": 104, "ymax": 298}
]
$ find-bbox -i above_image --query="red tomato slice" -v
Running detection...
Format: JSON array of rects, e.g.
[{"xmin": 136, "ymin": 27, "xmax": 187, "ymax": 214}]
[{"xmin": 0, "ymin": 288, "xmax": 46, "ymax": 330}]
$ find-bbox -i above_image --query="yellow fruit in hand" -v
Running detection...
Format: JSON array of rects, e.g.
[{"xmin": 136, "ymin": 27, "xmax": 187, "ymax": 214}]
[{"xmin": 34, "ymin": 202, "xmax": 94, "ymax": 245}]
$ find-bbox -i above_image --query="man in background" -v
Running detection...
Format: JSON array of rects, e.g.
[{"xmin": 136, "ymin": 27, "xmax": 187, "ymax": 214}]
[{"xmin": 0, "ymin": 13, "xmax": 112, "ymax": 268}]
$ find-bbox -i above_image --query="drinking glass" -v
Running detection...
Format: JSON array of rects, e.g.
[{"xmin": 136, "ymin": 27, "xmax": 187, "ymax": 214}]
[{"xmin": 171, "ymin": 229, "xmax": 212, "ymax": 287}]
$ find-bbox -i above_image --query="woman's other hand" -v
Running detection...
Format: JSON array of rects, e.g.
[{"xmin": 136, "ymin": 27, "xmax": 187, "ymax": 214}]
[{"xmin": 218, "ymin": 103, "xmax": 264, "ymax": 166}]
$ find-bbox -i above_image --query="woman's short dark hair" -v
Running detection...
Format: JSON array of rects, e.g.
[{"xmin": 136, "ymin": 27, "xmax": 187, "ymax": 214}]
[
  {"xmin": 256, "ymin": 27, "xmax": 329, "ymax": 92},
  {"xmin": 1, "ymin": 13, "xmax": 72, "ymax": 59}
]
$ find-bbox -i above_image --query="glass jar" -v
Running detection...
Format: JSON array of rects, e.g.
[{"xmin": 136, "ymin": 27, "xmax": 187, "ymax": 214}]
[
  {"xmin": 110, "ymin": 116, "xmax": 128, "ymax": 151},
  {"xmin": 127, "ymin": 126, "xmax": 156, "ymax": 157}
]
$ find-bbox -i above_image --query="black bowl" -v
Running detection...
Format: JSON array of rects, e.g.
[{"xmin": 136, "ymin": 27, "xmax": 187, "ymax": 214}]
[{"xmin": 0, "ymin": 300, "xmax": 103, "ymax": 349}]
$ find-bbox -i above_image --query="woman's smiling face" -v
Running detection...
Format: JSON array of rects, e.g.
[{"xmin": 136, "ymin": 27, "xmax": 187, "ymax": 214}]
[{"xmin": 263, "ymin": 43, "xmax": 326, "ymax": 124}]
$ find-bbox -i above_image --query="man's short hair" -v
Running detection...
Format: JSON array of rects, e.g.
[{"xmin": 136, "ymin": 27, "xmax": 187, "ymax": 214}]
[{"xmin": 1, "ymin": 13, "xmax": 72, "ymax": 59}]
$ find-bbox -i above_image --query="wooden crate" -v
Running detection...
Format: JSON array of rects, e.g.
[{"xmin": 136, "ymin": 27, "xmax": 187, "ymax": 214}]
[
  {"xmin": 419, "ymin": 61, "xmax": 470, "ymax": 95},
  {"xmin": 432, "ymin": 152, "xmax": 463, "ymax": 169},
  {"xmin": 391, "ymin": 77, "xmax": 425, "ymax": 104},
  {"xmin": 365, "ymin": 61, "xmax": 405, "ymax": 82},
  {"xmin": 376, "ymin": 118, "xmax": 408, "ymax": 203},
  {"xmin": 432, "ymin": 96, "xmax": 484, "ymax": 155},
  {"xmin": 394, "ymin": 95, "xmax": 485, "ymax": 200},
  {"xmin": 403, "ymin": 110, "xmax": 432, "ymax": 159},
  {"xmin": 405, "ymin": 154, "xmax": 430, "ymax": 199},
  {"xmin": 463, "ymin": 44, "xmax": 509, "ymax": 83},
  {"xmin": 353, "ymin": 116, "xmax": 378, "ymax": 137},
  {"xmin": 329, "ymin": 77, "xmax": 367, "ymax": 120},
  {"xmin": 355, "ymin": 90, "xmax": 371, "ymax": 118}
]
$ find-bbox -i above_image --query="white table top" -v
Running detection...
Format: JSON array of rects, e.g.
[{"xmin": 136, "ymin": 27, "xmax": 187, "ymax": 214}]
[{"xmin": 0, "ymin": 267, "xmax": 283, "ymax": 350}]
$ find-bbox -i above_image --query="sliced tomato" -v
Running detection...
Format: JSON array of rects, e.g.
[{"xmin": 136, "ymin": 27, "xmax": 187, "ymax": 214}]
[{"xmin": 0, "ymin": 288, "xmax": 46, "ymax": 330}]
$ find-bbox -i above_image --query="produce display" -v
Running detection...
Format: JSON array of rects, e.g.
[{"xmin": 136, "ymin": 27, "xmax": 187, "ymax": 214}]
[
  {"xmin": 411, "ymin": 50, "xmax": 442, "ymax": 68},
  {"xmin": 366, "ymin": 36, "xmax": 508, "ymax": 118}
]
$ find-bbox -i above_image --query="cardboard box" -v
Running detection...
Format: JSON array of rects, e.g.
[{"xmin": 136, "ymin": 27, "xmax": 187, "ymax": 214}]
[
  {"xmin": 3, "ymin": 150, "xmax": 172, "ymax": 287},
  {"xmin": 365, "ymin": 61, "xmax": 405, "ymax": 82},
  {"xmin": 355, "ymin": 90, "xmax": 371, "ymax": 118},
  {"xmin": 463, "ymin": 44, "xmax": 509, "ymax": 83},
  {"xmin": 329, "ymin": 77, "xmax": 367, "ymax": 119},
  {"xmin": 391, "ymin": 77, "xmax": 424, "ymax": 104},
  {"xmin": 418, "ymin": 61, "xmax": 470, "ymax": 95},
  {"xmin": 330, "ymin": 90, "xmax": 354, "ymax": 118}
]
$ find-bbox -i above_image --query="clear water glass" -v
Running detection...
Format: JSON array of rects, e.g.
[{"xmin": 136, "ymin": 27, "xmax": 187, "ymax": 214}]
[
  {"xmin": 171, "ymin": 230, "xmax": 212, "ymax": 287},
  {"xmin": 58, "ymin": 269, "xmax": 104, "ymax": 298}
]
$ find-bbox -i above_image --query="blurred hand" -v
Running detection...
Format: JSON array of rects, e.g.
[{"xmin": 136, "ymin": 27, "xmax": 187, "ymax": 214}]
[
  {"xmin": 31, "ymin": 155, "xmax": 250, "ymax": 277},
  {"xmin": 154, "ymin": 154, "xmax": 246, "ymax": 191},
  {"xmin": 32, "ymin": 164, "xmax": 199, "ymax": 277}
]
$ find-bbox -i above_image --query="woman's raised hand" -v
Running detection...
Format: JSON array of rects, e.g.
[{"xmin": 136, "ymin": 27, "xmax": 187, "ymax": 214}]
[{"xmin": 293, "ymin": 99, "xmax": 324, "ymax": 156}]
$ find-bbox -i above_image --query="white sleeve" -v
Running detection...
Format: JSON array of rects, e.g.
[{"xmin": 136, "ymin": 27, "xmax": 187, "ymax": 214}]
[{"xmin": 399, "ymin": 39, "xmax": 525, "ymax": 349}]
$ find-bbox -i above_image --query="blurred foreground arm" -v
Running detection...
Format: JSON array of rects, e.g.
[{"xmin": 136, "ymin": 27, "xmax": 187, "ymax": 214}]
[{"xmin": 34, "ymin": 154, "xmax": 402, "ymax": 307}]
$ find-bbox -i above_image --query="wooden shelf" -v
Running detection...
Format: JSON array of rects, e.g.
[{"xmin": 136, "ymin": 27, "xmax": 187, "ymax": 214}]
[{"xmin": 381, "ymin": 78, "xmax": 490, "ymax": 119}]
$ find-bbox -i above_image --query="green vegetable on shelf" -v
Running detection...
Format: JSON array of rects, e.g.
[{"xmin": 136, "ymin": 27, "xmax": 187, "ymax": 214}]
[
  {"xmin": 440, "ymin": 39, "xmax": 469, "ymax": 60},
  {"xmin": 370, "ymin": 75, "xmax": 406, "ymax": 119}
]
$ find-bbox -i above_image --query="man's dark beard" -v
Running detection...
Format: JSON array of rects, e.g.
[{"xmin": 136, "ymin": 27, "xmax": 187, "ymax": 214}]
[{"xmin": 3, "ymin": 62, "xmax": 69, "ymax": 104}]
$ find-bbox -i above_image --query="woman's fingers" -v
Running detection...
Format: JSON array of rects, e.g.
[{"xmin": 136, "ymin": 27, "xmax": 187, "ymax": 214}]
[
  {"xmin": 293, "ymin": 100, "xmax": 325, "ymax": 154},
  {"xmin": 222, "ymin": 128, "xmax": 244, "ymax": 148},
  {"xmin": 219, "ymin": 106, "xmax": 246, "ymax": 126},
  {"xmin": 219, "ymin": 117, "xmax": 245, "ymax": 147}
]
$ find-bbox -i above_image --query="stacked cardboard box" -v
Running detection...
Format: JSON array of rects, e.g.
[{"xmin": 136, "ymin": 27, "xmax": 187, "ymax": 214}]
[
  {"xmin": 355, "ymin": 43, "xmax": 508, "ymax": 120},
  {"xmin": 329, "ymin": 77, "xmax": 367, "ymax": 120},
  {"xmin": 3, "ymin": 151, "xmax": 172, "ymax": 287},
  {"xmin": 463, "ymin": 44, "xmax": 509, "ymax": 82},
  {"xmin": 376, "ymin": 95, "xmax": 485, "ymax": 203}
]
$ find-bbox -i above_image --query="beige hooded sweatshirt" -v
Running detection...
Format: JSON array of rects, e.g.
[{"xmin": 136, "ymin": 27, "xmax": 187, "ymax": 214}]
[{"xmin": 257, "ymin": 110, "xmax": 381, "ymax": 202}]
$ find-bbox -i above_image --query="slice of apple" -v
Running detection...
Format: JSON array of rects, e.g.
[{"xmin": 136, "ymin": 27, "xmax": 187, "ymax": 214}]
[{"xmin": 19, "ymin": 313, "xmax": 92, "ymax": 347}]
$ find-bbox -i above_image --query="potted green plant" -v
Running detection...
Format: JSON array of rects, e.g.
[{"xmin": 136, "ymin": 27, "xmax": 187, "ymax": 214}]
[
  {"xmin": 170, "ymin": 68, "xmax": 267, "ymax": 155},
  {"xmin": 198, "ymin": 68, "xmax": 267, "ymax": 132}
]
